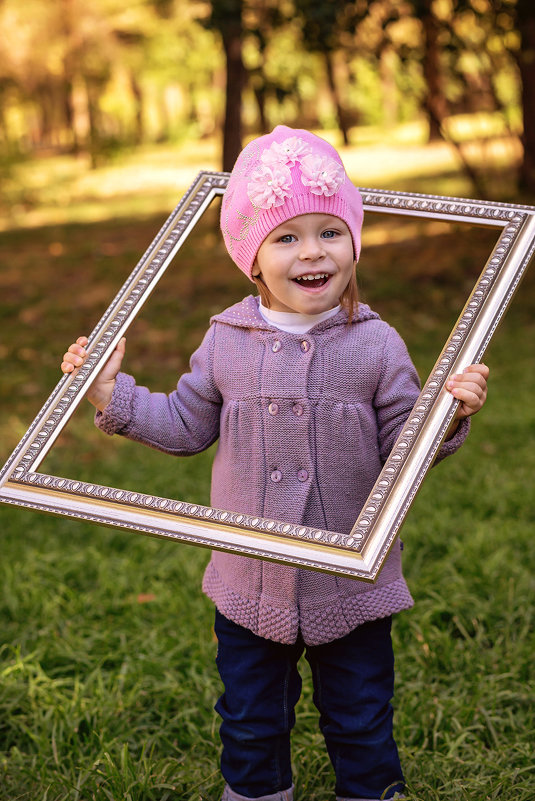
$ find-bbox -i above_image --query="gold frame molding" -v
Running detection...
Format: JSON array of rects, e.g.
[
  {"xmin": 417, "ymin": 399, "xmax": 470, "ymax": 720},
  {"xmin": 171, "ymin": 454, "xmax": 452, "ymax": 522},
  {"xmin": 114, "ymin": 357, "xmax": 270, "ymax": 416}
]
[{"xmin": 1, "ymin": 173, "xmax": 535, "ymax": 582}]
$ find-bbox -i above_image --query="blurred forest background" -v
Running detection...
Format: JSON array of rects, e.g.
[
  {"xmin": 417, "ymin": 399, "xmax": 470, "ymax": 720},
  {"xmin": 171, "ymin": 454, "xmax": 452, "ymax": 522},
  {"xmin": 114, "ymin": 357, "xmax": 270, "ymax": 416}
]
[
  {"xmin": 1, "ymin": 0, "xmax": 534, "ymax": 191},
  {"xmin": 1, "ymin": 1, "xmax": 535, "ymax": 800}
]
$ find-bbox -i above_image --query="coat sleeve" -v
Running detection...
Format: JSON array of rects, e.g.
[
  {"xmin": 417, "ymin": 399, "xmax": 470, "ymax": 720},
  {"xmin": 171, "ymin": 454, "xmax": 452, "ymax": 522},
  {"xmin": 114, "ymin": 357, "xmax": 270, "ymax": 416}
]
[
  {"xmin": 94, "ymin": 324, "xmax": 222, "ymax": 455},
  {"xmin": 374, "ymin": 325, "xmax": 469, "ymax": 465}
]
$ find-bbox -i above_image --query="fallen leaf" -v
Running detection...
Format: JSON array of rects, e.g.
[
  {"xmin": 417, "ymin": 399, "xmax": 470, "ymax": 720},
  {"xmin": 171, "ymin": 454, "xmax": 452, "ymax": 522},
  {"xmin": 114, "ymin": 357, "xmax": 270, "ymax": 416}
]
[{"xmin": 136, "ymin": 593, "xmax": 156, "ymax": 604}]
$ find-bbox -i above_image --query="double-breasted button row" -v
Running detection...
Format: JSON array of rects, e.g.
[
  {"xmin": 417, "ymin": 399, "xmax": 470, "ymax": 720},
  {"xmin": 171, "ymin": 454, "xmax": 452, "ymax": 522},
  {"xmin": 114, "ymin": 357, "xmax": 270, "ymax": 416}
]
[
  {"xmin": 268, "ymin": 401, "xmax": 304, "ymax": 417},
  {"xmin": 270, "ymin": 339, "xmax": 311, "ymax": 353},
  {"xmin": 270, "ymin": 469, "xmax": 309, "ymax": 483}
]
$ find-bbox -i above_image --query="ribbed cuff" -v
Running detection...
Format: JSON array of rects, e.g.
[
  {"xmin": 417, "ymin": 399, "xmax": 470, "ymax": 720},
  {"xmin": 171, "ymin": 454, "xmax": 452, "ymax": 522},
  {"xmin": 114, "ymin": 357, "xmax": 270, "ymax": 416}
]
[
  {"xmin": 94, "ymin": 372, "xmax": 136, "ymax": 436},
  {"xmin": 434, "ymin": 414, "xmax": 471, "ymax": 464}
]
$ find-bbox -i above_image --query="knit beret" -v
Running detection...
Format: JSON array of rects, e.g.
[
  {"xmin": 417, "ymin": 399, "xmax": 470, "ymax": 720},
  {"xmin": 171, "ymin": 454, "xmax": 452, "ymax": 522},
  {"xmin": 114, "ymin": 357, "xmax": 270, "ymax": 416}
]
[{"xmin": 220, "ymin": 125, "xmax": 364, "ymax": 280}]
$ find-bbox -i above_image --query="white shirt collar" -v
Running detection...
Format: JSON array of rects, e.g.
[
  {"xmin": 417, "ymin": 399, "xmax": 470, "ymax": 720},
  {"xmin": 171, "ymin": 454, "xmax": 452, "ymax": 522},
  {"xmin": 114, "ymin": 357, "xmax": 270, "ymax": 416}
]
[{"xmin": 258, "ymin": 302, "xmax": 341, "ymax": 334}]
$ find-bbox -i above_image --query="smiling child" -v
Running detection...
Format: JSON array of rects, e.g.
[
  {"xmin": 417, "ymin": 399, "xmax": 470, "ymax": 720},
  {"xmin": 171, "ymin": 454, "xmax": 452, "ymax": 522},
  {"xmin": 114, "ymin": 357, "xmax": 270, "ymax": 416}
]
[{"xmin": 62, "ymin": 126, "xmax": 489, "ymax": 801}]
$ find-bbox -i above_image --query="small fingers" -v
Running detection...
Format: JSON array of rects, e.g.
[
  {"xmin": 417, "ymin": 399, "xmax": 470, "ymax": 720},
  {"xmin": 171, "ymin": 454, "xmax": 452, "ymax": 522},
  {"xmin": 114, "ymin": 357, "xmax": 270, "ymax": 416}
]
[
  {"xmin": 464, "ymin": 363, "xmax": 490, "ymax": 381},
  {"xmin": 61, "ymin": 353, "xmax": 84, "ymax": 373},
  {"xmin": 447, "ymin": 364, "xmax": 489, "ymax": 392},
  {"xmin": 447, "ymin": 363, "xmax": 489, "ymax": 418},
  {"xmin": 451, "ymin": 385, "xmax": 484, "ymax": 410},
  {"xmin": 61, "ymin": 337, "xmax": 89, "ymax": 374},
  {"xmin": 448, "ymin": 378, "xmax": 486, "ymax": 397}
]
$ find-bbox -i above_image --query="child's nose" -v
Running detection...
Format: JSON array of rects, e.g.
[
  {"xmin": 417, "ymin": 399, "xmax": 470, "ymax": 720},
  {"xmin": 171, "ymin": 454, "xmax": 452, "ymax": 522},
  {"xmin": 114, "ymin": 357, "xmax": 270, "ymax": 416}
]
[{"xmin": 299, "ymin": 237, "xmax": 325, "ymax": 260}]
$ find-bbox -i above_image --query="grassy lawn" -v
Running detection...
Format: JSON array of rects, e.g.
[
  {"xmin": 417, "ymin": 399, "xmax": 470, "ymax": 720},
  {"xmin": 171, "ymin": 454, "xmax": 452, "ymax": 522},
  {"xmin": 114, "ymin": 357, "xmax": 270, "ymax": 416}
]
[{"xmin": 1, "ymin": 134, "xmax": 534, "ymax": 799}]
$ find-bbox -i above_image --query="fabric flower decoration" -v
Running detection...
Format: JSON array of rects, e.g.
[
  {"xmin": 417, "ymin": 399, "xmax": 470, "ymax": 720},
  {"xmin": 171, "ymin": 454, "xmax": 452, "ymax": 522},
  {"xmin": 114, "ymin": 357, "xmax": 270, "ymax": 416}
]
[
  {"xmin": 261, "ymin": 136, "xmax": 312, "ymax": 167},
  {"xmin": 247, "ymin": 164, "xmax": 293, "ymax": 209},
  {"xmin": 299, "ymin": 154, "xmax": 345, "ymax": 196}
]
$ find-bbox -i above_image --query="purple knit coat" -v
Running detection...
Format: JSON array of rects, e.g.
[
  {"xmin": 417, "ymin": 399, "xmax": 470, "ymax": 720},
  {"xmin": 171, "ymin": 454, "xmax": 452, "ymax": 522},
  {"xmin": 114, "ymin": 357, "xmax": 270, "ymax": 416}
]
[{"xmin": 96, "ymin": 295, "xmax": 469, "ymax": 645}]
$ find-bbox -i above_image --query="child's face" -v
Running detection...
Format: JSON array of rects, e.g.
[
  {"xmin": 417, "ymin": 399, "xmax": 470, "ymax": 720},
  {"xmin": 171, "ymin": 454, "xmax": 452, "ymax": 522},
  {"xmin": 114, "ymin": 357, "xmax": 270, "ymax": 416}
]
[{"xmin": 252, "ymin": 214, "xmax": 355, "ymax": 315}]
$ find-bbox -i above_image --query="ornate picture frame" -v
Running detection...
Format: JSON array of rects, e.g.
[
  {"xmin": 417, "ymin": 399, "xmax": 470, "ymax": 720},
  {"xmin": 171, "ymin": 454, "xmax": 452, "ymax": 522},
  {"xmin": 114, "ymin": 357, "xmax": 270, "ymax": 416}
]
[{"xmin": 1, "ymin": 172, "xmax": 534, "ymax": 582}]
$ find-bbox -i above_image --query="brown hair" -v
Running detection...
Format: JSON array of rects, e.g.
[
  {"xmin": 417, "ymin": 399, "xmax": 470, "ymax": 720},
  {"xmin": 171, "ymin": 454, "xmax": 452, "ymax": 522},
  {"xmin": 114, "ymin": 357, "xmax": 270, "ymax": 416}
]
[{"xmin": 252, "ymin": 266, "xmax": 359, "ymax": 321}]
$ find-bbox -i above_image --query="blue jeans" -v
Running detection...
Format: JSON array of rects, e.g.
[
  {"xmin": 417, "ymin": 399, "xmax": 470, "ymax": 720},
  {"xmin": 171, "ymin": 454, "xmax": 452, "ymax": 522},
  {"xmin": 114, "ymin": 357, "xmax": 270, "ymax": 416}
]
[{"xmin": 214, "ymin": 610, "xmax": 404, "ymax": 800}]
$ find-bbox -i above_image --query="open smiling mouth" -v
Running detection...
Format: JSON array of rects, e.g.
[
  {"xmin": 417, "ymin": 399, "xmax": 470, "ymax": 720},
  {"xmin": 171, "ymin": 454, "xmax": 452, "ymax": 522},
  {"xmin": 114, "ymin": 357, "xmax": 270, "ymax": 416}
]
[{"xmin": 294, "ymin": 273, "xmax": 330, "ymax": 288}]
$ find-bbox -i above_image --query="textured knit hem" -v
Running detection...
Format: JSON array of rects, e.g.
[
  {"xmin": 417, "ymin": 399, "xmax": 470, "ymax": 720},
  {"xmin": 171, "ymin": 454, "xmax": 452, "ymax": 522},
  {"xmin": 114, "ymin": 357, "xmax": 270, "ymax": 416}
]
[
  {"xmin": 300, "ymin": 578, "xmax": 414, "ymax": 645},
  {"xmin": 94, "ymin": 372, "xmax": 136, "ymax": 435},
  {"xmin": 202, "ymin": 562, "xmax": 299, "ymax": 643},
  {"xmin": 222, "ymin": 782, "xmax": 294, "ymax": 801},
  {"xmin": 203, "ymin": 562, "xmax": 413, "ymax": 646}
]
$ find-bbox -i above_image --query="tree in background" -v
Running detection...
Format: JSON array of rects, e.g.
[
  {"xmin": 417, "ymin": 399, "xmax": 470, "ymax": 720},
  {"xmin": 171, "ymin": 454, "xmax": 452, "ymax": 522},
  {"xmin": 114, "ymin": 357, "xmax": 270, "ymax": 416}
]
[
  {"xmin": 203, "ymin": 0, "xmax": 246, "ymax": 171},
  {"xmin": 351, "ymin": 1, "xmax": 423, "ymax": 130},
  {"xmin": 0, "ymin": 0, "xmax": 221, "ymax": 158},
  {"xmin": 510, "ymin": 0, "xmax": 535, "ymax": 191},
  {"xmin": 446, "ymin": 0, "xmax": 535, "ymax": 195},
  {"xmin": 1, "ymin": 0, "xmax": 534, "ymax": 197},
  {"xmin": 412, "ymin": 0, "xmax": 448, "ymax": 140},
  {"xmin": 245, "ymin": 1, "xmax": 293, "ymax": 135},
  {"xmin": 293, "ymin": 0, "xmax": 361, "ymax": 145}
]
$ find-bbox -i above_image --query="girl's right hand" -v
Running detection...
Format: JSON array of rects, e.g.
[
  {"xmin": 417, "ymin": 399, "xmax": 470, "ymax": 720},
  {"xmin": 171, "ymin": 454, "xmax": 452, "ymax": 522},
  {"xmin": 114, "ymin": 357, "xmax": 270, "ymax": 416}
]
[{"xmin": 61, "ymin": 336, "xmax": 126, "ymax": 411}]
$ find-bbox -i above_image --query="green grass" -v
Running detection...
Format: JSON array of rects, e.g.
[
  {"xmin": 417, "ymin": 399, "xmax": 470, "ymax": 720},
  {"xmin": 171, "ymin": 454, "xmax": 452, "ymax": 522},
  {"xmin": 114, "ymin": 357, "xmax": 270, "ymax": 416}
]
[{"xmin": 1, "ymin": 142, "xmax": 534, "ymax": 799}]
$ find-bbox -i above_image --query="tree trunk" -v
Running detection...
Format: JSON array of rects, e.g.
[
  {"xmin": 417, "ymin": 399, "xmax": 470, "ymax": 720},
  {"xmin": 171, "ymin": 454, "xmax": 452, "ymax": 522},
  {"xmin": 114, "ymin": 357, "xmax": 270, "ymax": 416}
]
[
  {"xmin": 37, "ymin": 83, "xmax": 54, "ymax": 146},
  {"xmin": 253, "ymin": 84, "xmax": 268, "ymax": 133},
  {"xmin": 130, "ymin": 72, "xmax": 144, "ymax": 144},
  {"xmin": 0, "ymin": 91, "xmax": 8, "ymax": 143},
  {"xmin": 420, "ymin": 1, "xmax": 447, "ymax": 142},
  {"xmin": 324, "ymin": 50, "xmax": 350, "ymax": 146},
  {"xmin": 62, "ymin": 75, "xmax": 78, "ymax": 151},
  {"xmin": 61, "ymin": 0, "xmax": 78, "ymax": 151},
  {"xmin": 379, "ymin": 45, "xmax": 398, "ymax": 128},
  {"xmin": 85, "ymin": 76, "xmax": 102, "ymax": 168},
  {"xmin": 159, "ymin": 88, "xmax": 171, "ymax": 142},
  {"xmin": 221, "ymin": 13, "xmax": 246, "ymax": 172},
  {"xmin": 515, "ymin": 1, "xmax": 535, "ymax": 195}
]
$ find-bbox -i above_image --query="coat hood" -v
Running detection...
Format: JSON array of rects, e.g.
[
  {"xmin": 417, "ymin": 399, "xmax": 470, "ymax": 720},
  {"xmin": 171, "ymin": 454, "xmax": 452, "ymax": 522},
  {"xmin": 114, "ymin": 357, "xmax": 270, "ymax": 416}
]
[{"xmin": 210, "ymin": 295, "xmax": 381, "ymax": 332}]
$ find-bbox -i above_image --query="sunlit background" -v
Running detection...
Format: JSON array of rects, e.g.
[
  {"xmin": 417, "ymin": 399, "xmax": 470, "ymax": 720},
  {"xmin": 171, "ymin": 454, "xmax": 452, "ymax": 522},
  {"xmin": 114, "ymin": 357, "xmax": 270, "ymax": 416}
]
[
  {"xmin": 1, "ymin": 3, "xmax": 535, "ymax": 800},
  {"xmin": 0, "ymin": 0, "xmax": 531, "ymax": 231}
]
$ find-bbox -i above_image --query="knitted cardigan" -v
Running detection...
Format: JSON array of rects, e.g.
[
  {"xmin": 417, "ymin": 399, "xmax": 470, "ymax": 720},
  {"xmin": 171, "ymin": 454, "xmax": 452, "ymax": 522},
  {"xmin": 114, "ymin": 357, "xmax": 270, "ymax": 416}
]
[{"xmin": 95, "ymin": 295, "xmax": 469, "ymax": 645}]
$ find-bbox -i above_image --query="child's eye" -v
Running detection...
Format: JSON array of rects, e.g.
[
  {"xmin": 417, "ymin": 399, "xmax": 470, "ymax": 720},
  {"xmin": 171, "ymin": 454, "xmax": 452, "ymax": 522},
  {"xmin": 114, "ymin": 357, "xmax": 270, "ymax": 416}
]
[
  {"xmin": 279, "ymin": 234, "xmax": 296, "ymax": 243},
  {"xmin": 321, "ymin": 230, "xmax": 338, "ymax": 239}
]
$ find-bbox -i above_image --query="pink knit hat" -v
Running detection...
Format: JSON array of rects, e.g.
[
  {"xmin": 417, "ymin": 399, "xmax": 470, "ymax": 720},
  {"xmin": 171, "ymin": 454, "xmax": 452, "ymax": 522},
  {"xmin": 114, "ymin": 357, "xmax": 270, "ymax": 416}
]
[{"xmin": 220, "ymin": 125, "xmax": 364, "ymax": 280}]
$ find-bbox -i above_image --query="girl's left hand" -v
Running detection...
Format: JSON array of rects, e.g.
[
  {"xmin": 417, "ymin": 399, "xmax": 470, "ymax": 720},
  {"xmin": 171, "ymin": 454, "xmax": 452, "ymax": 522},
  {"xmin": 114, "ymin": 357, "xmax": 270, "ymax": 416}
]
[{"xmin": 447, "ymin": 363, "xmax": 489, "ymax": 419}]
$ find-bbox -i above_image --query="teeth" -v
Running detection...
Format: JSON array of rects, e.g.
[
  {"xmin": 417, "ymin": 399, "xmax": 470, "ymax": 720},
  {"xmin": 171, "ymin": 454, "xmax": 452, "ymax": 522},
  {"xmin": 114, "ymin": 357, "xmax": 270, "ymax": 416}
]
[{"xmin": 296, "ymin": 273, "xmax": 328, "ymax": 282}]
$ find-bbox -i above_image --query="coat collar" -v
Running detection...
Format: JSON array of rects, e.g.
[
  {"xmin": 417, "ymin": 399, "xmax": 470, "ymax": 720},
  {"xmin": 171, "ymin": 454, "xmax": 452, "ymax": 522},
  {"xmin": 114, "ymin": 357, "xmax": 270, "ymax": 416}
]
[{"xmin": 211, "ymin": 295, "xmax": 381, "ymax": 332}]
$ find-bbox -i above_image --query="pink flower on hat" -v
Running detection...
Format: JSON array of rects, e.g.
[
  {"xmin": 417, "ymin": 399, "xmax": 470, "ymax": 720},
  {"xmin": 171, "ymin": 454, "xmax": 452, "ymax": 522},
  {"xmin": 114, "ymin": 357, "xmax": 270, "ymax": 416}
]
[
  {"xmin": 261, "ymin": 136, "xmax": 312, "ymax": 167},
  {"xmin": 247, "ymin": 164, "xmax": 293, "ymax": 209},
  {"xmin": 300, "ymin": 153, "xmax": 345, "ymax": 196}
]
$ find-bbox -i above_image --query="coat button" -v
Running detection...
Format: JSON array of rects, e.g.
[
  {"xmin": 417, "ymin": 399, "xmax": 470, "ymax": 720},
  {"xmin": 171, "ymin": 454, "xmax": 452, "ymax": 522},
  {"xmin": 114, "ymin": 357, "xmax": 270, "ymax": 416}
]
[
  {"xmin": 268, "ymin": 402, "xmax": 279, "ymax": 415},
  {"xmin": 297, "ymin": 470, "xmax": 308, "ymax": 482},
  {"xmin": 270, "ymin": 470, "xmax": 282, "ymax": 483},
  {"xmin": 272, "ymin": 340, "xmax": 282, "ymax": 352},
  {"xmin": 292, "ymin": 403, "xmax": 304, "ymax": 417},
  {"xmin": 300, "ymin": 340, "xmax": 310, "ymax": 353}
]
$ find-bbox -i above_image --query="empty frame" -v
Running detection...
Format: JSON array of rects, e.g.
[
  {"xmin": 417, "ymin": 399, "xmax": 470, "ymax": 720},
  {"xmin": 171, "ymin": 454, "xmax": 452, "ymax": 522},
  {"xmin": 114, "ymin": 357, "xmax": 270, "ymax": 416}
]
[{"xmin": 1, "ymin": 172, "xmax": 534, "ymax": 582}]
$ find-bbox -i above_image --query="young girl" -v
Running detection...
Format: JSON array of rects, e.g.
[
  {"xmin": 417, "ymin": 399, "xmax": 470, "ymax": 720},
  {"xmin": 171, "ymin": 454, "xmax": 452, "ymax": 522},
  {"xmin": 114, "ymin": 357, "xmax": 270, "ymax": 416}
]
[{"xmin": 62, "ymin": 126, "xmax": 489, "ymax": 801}]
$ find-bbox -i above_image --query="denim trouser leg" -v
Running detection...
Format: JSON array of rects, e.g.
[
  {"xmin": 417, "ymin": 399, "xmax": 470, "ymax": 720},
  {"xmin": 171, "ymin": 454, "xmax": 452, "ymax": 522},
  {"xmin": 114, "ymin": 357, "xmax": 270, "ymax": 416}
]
[
  {"xmin": 305, "ymin": 616, "xmax": 404, "ymax": 799},
  {"xmin": 215, "ymin": 610, "xmax": 303, "ymax": 797},
  {"xmin": 214, "ymin": 610, "xmax": 404, "ymax": 800}
]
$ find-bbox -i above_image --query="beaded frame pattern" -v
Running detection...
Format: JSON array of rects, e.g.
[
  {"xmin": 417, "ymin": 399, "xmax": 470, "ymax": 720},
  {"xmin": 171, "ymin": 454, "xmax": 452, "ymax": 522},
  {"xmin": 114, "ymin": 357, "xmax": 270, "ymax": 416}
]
[{"xmin": 1, "ymin": 172, "xmax": 534, "ymax": 582}]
